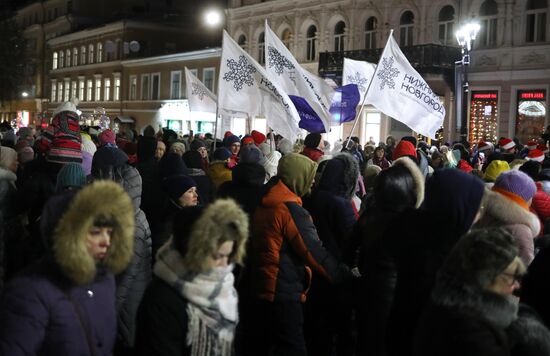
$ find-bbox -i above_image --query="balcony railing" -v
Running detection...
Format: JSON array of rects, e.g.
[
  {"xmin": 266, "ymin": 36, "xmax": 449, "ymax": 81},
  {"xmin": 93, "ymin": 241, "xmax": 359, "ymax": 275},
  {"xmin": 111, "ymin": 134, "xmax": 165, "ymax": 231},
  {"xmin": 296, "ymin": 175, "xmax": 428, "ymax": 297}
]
[{"xmin": 318, "ymin": 44, "xmax": 461, "ymax": 86}]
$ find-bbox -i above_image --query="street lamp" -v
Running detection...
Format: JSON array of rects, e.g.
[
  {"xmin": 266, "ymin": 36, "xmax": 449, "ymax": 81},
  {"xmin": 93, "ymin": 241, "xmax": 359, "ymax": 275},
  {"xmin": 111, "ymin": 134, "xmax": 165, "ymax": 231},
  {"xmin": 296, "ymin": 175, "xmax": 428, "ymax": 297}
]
[
  {"xmin": 21, "ymin": 91, "xmax": 29, "ymax": 98},
  {"xmin": 455, "ymin": 22, "xmax": 480, "ymax": 143},
  {"xmin": 204, "ymin": 9, "xmax": 222, "ymax": 27}
]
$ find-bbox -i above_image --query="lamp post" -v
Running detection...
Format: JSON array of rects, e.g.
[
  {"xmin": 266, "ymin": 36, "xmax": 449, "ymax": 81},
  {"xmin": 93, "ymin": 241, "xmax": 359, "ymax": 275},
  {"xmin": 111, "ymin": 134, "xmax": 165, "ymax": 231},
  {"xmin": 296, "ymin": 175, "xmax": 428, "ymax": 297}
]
[
  {"xmin": 455, "ymin": 22, "xmax": 480, "ymax": 143},
  {"xmin": 202, "ymin": 8, "xmax": 225, "ymax": 152}
]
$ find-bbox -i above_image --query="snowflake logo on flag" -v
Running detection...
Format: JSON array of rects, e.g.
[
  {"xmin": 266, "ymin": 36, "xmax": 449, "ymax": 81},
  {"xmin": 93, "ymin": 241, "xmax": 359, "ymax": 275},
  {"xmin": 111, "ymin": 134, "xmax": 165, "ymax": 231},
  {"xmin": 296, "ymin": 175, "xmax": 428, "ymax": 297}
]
[
  {"xmin": 377, "ymin": 56, "xmax": 400, "ymax": 90},
  {"xmin": 191, "ymin": 83, "xmax": 207, "ymax": 100},
  {"xmin": 267, "ymin": 46, "xmax": 295, "ymax": 75},
  {"xmin": 346, "ymin": 72, "xmax": 368, "ymax": 92},
  {"xmin": 223, "ymin": 55, "xmax": 257, "ymax": 92}
]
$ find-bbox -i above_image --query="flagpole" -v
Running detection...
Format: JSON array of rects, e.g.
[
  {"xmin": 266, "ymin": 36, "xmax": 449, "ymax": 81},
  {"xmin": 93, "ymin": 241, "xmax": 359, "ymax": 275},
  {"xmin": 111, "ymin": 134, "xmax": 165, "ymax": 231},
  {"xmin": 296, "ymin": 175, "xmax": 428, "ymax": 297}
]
[{"xmin": 345, "ymin": 29, "xmax": 393, "ymax": 149}]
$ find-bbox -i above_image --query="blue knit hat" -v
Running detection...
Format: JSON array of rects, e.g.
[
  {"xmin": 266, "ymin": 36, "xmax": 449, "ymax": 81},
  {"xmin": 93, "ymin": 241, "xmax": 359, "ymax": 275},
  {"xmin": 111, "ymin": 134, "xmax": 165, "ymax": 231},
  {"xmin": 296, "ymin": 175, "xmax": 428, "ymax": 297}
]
[
  {"xmin": 56, "ymin": 163, "xmax": 86, "ymax": 192},
  {"xmin": 223, "ymin": 135, "xmax": 240, "ymax": 148},
  {"xmin": 494, "ymin": 170, "xmax": 537, "ymax": 203},
  {"xmin": 213, "ymin": 147, "xmax": 231, "ymax": 161},
  {"xmin": 162, "ymin": 175, "xmax": 197, "ymax": 202}
]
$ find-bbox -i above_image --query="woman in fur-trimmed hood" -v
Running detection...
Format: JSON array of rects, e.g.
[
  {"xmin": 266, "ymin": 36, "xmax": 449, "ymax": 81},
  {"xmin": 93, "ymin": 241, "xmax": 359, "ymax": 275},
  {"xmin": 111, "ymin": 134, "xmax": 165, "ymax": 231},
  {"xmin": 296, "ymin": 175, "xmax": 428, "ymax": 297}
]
[
  {"xmin": 414, "ymin": 227, "xmax": 550, "ymax": 356},
  {"xmin": 0, "ymin": 180, "xmax": 135, "ymax": 356},
  {"xmin": 135, "ymin": 199, "xmax": 248, "ymax": 356}
]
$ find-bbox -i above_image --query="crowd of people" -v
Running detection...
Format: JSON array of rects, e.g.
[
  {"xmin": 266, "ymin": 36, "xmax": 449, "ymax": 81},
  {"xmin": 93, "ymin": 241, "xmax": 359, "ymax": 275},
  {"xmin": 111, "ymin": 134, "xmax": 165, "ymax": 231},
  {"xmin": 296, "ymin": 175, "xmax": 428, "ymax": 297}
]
[{"xmin": 1, "ymin": 99, "xmax": 550, "ymax": 356}]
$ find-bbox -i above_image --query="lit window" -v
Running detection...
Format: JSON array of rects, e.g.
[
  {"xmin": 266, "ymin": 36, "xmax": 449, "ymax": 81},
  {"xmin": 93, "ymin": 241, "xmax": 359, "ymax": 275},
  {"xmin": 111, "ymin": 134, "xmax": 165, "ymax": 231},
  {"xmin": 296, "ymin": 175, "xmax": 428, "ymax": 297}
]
[
  {"xmin": 170, "ymin": 71, "xmax": 181, "ymax": 99},
  {"xmin": 52, "ymin": 52, "xmax": 58, "ymax": 69},
  {"xmin": 104, "ymin": 78, "xmax": 111, "ymax": 101}
]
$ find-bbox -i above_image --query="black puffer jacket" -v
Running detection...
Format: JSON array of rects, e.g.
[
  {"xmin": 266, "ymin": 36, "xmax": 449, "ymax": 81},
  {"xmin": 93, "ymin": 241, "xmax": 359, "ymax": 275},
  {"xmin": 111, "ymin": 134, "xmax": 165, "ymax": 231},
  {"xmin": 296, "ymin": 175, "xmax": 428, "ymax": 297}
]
[{"xmin": 217, "ymin": 163, "xmax": 265, "ymax": 219}]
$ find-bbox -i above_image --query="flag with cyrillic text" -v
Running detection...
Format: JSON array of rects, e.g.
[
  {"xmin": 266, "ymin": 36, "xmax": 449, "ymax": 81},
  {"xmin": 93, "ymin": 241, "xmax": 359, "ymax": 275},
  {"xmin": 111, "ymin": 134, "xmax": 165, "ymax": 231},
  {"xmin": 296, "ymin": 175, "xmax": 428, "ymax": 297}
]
[
  {"xmin": 365, "ymin": 34, "xmax": 445, "ymax": 139},
  {"xmin": 217, "ymin": 30, "xmax": 301, "ymax": 143},
  {"xmin": 265, "ymin": 21, "xmax": 334, "ymax": 133},
  {"xmin": 342, "ymin": 58, "xmax": 376, "ymax": 104},
  {"xmin": 185, "ymin": 67, "xmax": 217, "ymax": 114}
]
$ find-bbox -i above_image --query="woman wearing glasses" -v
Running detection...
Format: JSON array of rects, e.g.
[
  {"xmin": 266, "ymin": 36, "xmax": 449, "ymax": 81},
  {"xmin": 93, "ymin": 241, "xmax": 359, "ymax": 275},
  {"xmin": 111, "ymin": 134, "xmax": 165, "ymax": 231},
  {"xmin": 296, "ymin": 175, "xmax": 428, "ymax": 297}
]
[{"xmin": 414, "ymin": 228, "xmax": 550, "ymax": 356}]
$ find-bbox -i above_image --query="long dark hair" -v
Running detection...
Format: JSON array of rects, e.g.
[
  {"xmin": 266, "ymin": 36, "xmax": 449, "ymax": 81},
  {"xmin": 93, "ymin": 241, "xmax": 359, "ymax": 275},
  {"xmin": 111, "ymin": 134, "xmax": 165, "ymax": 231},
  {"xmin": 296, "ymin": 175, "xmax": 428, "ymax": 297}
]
[{"xmin": 373, "ymin": 164, "xmax": 417, "ymax": 212}]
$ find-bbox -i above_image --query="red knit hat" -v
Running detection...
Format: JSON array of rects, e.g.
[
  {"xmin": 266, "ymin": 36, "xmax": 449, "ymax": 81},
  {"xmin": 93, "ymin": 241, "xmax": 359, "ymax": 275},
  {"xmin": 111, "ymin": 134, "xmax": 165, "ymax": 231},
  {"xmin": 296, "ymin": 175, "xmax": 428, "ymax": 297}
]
[
  {"xmin": 99, "ymin": 129, "xmax": 116, "ymax": 146},
  {"xmin": 527, "ymin": 149, "xmax": 545, "ymax": 162},
  {"xmin": 527, "ymin": 140, "xmax": 537, "ymax": 150},
  {"xmin": 241, "ymin": 135, "xmax": 254, "ymax": 145},
  {"xmin": 224, "ymin": 131, "xmax": 234, "ymax": 138},
  {"xmin": 392, "ymin": 140, "xmax": 417, "ymax": 161},
  {"xmin": 477, "ymin": 140, "xmax": 493, "ymax": 152},
  {"xmin": 251, "ymin": 130, "xmax": 266, "ymax": 146},
  {"xmin": 499, "ymin": 138, "xmax": 515, "ymax": 150}
]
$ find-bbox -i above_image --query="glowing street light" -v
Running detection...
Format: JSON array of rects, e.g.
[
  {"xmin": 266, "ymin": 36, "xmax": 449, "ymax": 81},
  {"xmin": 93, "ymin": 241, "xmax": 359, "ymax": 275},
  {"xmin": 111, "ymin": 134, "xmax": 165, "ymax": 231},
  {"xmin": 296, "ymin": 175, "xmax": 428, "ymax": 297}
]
[
  {"xmin": 204, "ymin": 9, "xmax": 222, "ymax": 27},
  {"xmin": 455, "ymin": 22, "xmax": 480, "ymax": 143},
  {"xmin": 21, "ymin": 91, "xmax": 29, "ymax": 98}
]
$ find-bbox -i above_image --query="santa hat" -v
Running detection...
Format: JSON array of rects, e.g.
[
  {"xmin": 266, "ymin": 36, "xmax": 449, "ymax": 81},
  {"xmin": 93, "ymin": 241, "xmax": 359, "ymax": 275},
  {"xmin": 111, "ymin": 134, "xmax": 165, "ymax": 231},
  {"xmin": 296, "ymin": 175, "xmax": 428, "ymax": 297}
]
[
  {"xmin": 527, "ymin": 140, "xmax": 538, "ymax": 150},
  {"xmin": 499, "ymin": 138, "xmax": 515, "ymax": 151},
  {"xmin": 52, "ymin": 98, "xmax": 79, "ymax": 117},
  {"xmin": 527, "ymin": 149, "xmax": 545, "ymax": 163},
  {"xmin": 477, "ymin": 140, "xmax": 494, "ymax": 152}
]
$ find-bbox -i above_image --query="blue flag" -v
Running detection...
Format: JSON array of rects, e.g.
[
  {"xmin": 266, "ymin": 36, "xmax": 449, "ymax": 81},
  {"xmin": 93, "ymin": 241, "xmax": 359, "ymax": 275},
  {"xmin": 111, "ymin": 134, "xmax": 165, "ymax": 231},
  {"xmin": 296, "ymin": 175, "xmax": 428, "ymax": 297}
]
[
  {"xmin": 289, "ymin": 95, "xmax": 326, "ymax": 133},
  {"xmin": 330, "ymin": 84, "xmax": 361, "ymax": 124}
]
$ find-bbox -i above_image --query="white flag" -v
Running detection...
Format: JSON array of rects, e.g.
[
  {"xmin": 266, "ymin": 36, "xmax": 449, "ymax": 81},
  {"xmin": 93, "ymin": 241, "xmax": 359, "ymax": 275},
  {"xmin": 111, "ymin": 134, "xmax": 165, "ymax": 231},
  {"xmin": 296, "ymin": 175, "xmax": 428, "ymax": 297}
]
[
  {"xmin": 342, "ymin": 58, "xmax": 376, "ymax": 104},
  {"xmin": 366, "ymin": 33, "xmax": 445, "ymax": 139},
  {"xmin": 218, "ymin": 30, "xmax": 300, "ymax": 143},
  {"xmin": 265, "ymin": 21, "xmax": 334, "ymax": 133},
  {"xmin": 185, "ymin": 67, "xmax": 217, "ymax": 114}
]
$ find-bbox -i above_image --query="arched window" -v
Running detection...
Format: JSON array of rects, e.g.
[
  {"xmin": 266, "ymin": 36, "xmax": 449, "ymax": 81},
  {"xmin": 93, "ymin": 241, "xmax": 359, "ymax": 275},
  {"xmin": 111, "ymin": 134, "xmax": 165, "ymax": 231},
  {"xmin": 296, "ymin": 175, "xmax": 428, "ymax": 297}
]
[
  {"xmin": 478, "ymin": 0, "xmax": 498, "ymax": 47},
  {"xmin": 66, "ymin": 49, "xmax": 71, "ymax": 67},
  {"xmin": 365, "ymin": 17, "xmax": 377, "ymax": 49},
  {"xmin": 399, "ymin": 11, "xmax": 414, "ymax": 46},
  {"xmin": 438, "ymin": 6, "xmax": 455, "ymax": 44},
  {"xmin": 59, "ymin": 51, "xmax": 64, "ymax": 68},
  {"xmin": 89, "ymin": 44, "xmax": 94, "ymax": 64},
  {"xmin": 97, "ymin": 42, "xmax": 103, "ymax": 63},
  {"xmin": 73, "ymin": 47, "xmax": 78, "ymax": 66},
  {"xmin": 258, "ymin": 32, "xmax": 265, "ymax": 64},
  {"xmin": 526, "ymin": 0, "xmax": 547, "ymax": 42},
  {"xmin": 306, "ymin": 25, "xmax": 317, "ymax": 61},
  {"xmin": 334, "ymin": 21, "xmax": 346, "ymax": 51},
  {"xmin": 81, "ymin": 45, "xmax": 86, "ymax": 65},
  {"xmin": 52, "ymin": 52, "xmax": 58, "ymax": 69},
  {"xmin": 238, "ymin": 34, "xmax": 247, "ymax": 49},
  {"xmin": 282, "ymin": 28, "xmax": 292, "ymax": 49}
]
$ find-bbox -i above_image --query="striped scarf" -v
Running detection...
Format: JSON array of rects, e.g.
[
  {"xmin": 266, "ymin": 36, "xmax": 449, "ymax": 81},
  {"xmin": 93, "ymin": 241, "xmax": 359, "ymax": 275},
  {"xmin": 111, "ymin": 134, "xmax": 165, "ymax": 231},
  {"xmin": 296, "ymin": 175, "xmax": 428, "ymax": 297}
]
[{"xmin": 154, "ymin": 242, "xmax": 238, "ymax": 356}]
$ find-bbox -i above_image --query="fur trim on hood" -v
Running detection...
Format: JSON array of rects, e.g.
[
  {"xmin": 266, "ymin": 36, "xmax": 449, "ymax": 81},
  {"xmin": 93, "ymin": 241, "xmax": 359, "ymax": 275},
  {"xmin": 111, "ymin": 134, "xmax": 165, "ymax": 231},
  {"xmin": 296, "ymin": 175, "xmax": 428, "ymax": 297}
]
[
  {"xmin": 318, "ymin": 152, "xmax": 359, "ymax": 199},
  {"xmin": 0, "ymin": 166, "xmax": 16, "ymax": 182},
  {"xmin": 480, "ymin": 189, "xmax": 541, "ymax": 236},
  {"xmin": 53, "ymin": 180, "xmax": 135, "ymax": 285},
  {"xmin": 392, "ymin": 156, "xmax": 425, "ymax": 208},
  {"xmin": 432, "ymin": 272, "xmax": 518, "ymax": 328},
  {"xmin": 182, "ymin": 199, "xmax": 249, "ymax": 273}
]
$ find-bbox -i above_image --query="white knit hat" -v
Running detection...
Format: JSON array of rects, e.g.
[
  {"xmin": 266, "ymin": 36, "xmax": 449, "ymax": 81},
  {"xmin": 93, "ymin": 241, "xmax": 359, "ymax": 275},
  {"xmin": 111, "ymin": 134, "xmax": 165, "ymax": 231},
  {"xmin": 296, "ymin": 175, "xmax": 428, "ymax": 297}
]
[
  {"xmin": 81, "ymin": 135, "xmax": 97, "ymax": 155},
  {"xmin": 53, "ymin": 98, "xmax": 79, "ymax": 117},
  {"xmin": 263, "ymin": 150, "xmax": 282, "ymax": 180}
]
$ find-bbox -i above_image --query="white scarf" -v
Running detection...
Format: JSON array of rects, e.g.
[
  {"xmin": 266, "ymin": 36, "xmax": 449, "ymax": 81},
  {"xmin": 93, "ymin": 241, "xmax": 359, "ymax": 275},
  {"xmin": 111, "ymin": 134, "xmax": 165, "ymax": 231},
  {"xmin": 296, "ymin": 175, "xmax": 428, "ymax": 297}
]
[{"xmin": 154, "ymin": 242, "xmax": 238, "ymax": 356}]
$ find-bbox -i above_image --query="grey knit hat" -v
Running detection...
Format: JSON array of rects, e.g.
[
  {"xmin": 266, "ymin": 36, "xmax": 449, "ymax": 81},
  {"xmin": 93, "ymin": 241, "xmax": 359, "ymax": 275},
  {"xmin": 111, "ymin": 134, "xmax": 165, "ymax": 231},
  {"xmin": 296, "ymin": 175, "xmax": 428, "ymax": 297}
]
[{"xmin": 440, "ymin": 227, "xmax": 519, "ymax": 289}]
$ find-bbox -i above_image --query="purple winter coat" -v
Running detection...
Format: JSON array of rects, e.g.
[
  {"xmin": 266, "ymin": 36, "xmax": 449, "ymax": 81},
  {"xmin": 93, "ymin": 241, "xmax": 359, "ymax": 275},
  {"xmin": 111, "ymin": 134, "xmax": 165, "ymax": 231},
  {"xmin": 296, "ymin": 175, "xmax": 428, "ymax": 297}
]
[
  {"xmin": 0, "ymin": 262, "xmax": 116, "ymax": 355},
  {"xmin": 0, "ymin": 181, "xmax": 135, "ymax": 356}
]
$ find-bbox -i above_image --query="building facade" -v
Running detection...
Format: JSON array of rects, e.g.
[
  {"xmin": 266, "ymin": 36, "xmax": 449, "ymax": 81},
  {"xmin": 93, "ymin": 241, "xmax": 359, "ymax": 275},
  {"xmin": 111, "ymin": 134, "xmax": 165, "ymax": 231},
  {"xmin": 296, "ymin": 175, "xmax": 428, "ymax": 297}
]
[{"xmin": 226, "ymin": 0, "xmax": 550, "ymax": 144}]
